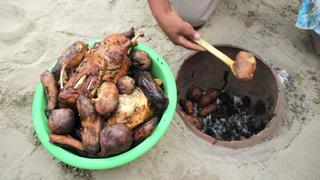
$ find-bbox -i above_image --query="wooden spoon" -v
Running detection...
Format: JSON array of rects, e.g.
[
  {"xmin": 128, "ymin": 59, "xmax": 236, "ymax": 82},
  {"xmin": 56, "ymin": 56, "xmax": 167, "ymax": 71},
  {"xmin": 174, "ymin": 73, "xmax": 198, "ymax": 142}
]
[{"xmin": 194, "ymin": 37, "xmax": 256, "ymax": 81}]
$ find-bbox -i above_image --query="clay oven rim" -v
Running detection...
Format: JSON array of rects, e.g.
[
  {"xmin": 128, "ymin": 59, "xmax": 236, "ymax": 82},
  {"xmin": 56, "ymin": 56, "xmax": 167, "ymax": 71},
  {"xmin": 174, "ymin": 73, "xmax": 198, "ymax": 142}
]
[{"xmin": 176, "ymin": 44, "xmax": 284, "ymax": 149}]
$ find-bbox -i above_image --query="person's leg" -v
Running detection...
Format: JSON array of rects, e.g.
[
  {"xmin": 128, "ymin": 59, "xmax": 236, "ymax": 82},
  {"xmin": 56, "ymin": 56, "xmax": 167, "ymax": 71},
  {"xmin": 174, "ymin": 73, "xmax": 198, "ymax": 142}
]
[{"xmin": 171, "ymin": 0, "xmax": 220, "ymax": 27}]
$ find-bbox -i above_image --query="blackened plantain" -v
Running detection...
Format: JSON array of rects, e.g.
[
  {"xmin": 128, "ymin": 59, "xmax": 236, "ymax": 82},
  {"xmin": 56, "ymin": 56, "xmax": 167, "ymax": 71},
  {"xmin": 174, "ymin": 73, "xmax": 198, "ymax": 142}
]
[
  {"xmin": 135, "ymin": 71, "xmax": 168, "ymax": 110},
  {"xmin": 133, "ymin": 117, "xmax": 158, "ymax": 145}
]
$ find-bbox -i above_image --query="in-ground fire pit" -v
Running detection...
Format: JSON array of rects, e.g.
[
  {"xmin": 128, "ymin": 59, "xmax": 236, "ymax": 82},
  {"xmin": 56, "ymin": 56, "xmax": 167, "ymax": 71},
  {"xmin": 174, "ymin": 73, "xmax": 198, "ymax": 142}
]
[{"xmin": 177, "ymin": 45, "xmax": 284, "ymax": 149}]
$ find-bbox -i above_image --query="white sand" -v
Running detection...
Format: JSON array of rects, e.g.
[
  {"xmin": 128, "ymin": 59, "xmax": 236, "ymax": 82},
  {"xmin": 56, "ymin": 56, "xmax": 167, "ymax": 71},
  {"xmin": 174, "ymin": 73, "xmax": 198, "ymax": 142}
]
[{"xmin": 0, "ymin": 0, "xmax": 320, "ymax": 179}]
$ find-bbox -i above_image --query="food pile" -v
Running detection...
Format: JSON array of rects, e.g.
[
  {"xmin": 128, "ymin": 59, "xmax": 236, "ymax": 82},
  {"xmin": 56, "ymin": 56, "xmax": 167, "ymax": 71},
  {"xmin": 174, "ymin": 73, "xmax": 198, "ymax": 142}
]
[
  {"xmin": 40, "ymin": 28, "xmax": 168, "ymax": 157},
  {"xmin": 180, "ymin": 83, "xmax": 266, "ymax": 141}
]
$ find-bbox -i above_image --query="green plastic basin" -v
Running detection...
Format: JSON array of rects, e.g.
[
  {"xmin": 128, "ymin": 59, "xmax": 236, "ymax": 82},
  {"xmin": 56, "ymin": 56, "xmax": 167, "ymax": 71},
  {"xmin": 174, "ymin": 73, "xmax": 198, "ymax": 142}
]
[{"xmin": 32, "ymin": 42, "xmax": 177, "ymax": 170}]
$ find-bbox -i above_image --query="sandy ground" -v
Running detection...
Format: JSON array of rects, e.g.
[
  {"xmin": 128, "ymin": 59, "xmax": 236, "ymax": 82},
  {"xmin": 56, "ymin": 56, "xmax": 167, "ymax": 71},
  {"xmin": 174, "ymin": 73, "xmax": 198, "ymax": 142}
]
[{"xmin": 0, "ymin": 0, "xmax": 320, "ymax": 179}]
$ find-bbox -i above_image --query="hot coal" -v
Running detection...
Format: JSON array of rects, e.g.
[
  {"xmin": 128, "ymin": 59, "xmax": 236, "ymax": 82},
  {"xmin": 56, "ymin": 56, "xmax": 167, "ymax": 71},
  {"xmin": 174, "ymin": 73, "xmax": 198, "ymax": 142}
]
[
  {"xmin": 200, "ymin": 91, "xmax": 265, "ymax": 141},
  {"xmin": 180, "ymin": 88, "xmax": 266, "ymax": 141}
]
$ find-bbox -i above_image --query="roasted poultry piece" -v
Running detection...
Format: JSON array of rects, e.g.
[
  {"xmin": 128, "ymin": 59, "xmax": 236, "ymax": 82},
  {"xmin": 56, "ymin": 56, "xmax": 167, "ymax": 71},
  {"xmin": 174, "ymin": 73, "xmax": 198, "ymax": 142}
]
[
  {"xmin": 52, "ymin": 41, "xmax": 88, "ymax": 86},
  {"xmin": 58, "ymin": 28, "xmax": 144, "ymax": 106},
  {"xmin": 107, "ymin": 88, "xmax": 152, "ymax": 129}
]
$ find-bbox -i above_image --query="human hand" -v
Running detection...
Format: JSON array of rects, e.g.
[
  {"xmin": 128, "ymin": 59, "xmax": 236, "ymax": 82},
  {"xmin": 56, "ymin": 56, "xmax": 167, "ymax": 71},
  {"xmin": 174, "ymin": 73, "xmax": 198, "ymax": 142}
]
[
  {"xmin": 157, "ymin": 11, "xmax": 204, "ymax": 51},
  {"xmin": 147, "ymin": 0, "xmax": 204, "ymax": 51}
]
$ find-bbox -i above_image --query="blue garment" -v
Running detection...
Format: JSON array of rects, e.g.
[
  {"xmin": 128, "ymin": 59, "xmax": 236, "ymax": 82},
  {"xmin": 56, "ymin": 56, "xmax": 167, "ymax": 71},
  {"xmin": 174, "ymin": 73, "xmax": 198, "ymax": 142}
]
[{"xmin": 296, "ymin": 0, "xmax": 320, "ymax": 35}]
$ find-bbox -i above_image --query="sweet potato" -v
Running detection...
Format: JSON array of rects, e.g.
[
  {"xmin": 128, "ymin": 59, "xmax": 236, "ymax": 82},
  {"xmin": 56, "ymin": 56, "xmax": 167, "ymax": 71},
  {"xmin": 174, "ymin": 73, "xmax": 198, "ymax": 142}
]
[
  {"xmin": 199, "ymin": 103, "xmax": 217, "ymax": 117},
  {"xmin": 77, "ymin": 95, "xmax": 103, "ymax": 155},
  {"xmin": 100, "ymin": 123, "xmax": 132, "ymax": 157},
  {"xmin": 49, "ymin": 134, "xmax": 88, "ymax": 156},
  {"xmin": 48, "ymin": 109, "xmax": 75, "ymax": 135},
  {"xmin": 187, "ymin": 86, "xmax": 203, "ymax": 102},
  {"xmin": 49, "ymin": 134, "xmax": 84, "ymax": 151},
  {"xmin": 41, "ymin": 70, "xmax": 58, "ymax": 116},
  {"xmin": 199, "ymin": 88, "xmax": 219, "ymax": 107}
]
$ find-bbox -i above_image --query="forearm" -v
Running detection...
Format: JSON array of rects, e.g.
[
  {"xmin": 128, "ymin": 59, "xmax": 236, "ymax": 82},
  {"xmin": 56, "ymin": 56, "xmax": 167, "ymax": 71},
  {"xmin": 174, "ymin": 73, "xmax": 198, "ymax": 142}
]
[{"xmin": 147, "ymin": 0, "xmax": 172, "ymax": 23}]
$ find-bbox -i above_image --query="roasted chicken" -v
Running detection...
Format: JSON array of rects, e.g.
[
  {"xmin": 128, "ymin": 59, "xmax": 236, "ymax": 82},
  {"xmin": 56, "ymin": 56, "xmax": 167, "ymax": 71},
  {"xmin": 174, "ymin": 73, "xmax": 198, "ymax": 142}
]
[{"xmin": 58, "ymin": 28, "xmax": 143, "ymax": 106}]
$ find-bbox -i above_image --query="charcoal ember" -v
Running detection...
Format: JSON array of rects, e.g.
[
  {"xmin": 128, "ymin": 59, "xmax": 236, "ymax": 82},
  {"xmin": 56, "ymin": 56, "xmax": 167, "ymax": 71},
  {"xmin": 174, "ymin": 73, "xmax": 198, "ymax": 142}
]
[
  {"xmin": 249, "ymin": 117, "xmax": 265, "ymax": 134},
  {"xmin": 228, "ymin": 111, "xmax": 253, "ymax": 138},
  {"xmin": 232, "ymin": 95, "xmax": 243, "ymax": 106},
  {"xmin": 201, "ymin": 114, "xmax": 213, "ymax": 127},
  {"xmin": 217, "ymin": 91, "xmax": 234, "ymax": 115},
  {"xmin": 218, "ymin": 92, "xmax": 249, "ymax": 115},
  {"xmin": 192, "ymin": 103, "xmax": 200, "ymax": 116},
  {"xmin": 241, "ymin": 96, "xmax": 251, "ymax": 108},
  {"xmin": 199, "ymin": 88, "xmax": 265, "ymax": 141},
  {"xmin": 203, "ymin": 118, "xmax": 230, "ymax": 141},
  {"xmin": 229, "ymin": 129, "xmax": 241, "ymax": 141}
]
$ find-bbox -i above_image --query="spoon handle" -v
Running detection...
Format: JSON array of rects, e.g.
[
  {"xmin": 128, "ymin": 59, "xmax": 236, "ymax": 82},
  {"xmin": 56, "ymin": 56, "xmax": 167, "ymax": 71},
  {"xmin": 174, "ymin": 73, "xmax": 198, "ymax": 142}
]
[{"xmin": 194, "ymin": 38, "xmax": 235, "ymax": 68}]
